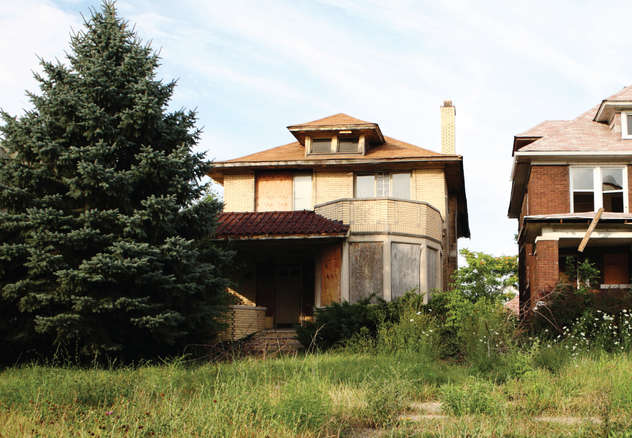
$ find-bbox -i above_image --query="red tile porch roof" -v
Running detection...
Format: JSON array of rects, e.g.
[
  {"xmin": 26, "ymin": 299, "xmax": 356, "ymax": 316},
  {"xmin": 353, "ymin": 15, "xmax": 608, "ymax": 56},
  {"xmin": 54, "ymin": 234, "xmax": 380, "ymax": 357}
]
[{"xmin": 215, "ymin": 211, "xmax": 349, "ymax": 239}]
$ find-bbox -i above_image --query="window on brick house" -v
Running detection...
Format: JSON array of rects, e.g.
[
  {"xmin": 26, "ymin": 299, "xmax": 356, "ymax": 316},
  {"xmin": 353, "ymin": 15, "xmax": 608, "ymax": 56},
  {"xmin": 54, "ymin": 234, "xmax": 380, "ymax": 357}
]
[
  {"xmin": 354, "ymin": 172, "xmax": 411, "ymax": 199},
  {"xmin": 622, "ymin": 112, "xmax": 632, "ymax": 139},
  {"xmin": 571, "ymin": 166, "xmax": 627, "ymax": 213}
]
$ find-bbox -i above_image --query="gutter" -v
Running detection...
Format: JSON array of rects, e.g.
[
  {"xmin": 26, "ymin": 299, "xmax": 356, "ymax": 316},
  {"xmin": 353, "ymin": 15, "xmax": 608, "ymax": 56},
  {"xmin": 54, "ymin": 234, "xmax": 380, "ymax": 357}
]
[{"xmin": 212, "ymin": 155, "xmax": 464, "ymax": 169}]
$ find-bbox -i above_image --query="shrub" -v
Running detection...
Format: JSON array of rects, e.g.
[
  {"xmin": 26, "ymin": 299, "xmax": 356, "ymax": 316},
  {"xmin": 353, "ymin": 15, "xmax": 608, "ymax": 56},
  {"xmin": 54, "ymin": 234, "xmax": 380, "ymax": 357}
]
[{"xmin": 296, "ymin": 296, "xmax": 398, "ymax": 351}]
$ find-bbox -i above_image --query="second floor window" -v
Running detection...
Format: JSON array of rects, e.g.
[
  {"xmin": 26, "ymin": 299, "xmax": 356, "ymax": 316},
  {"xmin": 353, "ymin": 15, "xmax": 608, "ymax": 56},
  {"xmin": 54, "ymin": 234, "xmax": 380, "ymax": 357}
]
[
  {"xmin": 293, "ymin": 174, "xmax": 313, "ymax": 210},
  {"xmin": 570, "ymin": 166, "xmax": 627, "ymax": 213},
  {"xmin": 355, "ymin": 172, "xmax": 411, "ymax": 199}
]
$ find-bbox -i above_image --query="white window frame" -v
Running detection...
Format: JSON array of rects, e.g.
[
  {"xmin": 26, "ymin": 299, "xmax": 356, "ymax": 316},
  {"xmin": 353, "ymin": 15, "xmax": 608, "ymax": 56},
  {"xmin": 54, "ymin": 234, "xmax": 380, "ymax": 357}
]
[
  {"xmin": 354, "ymin": 172, "xmax": 412, "ymax": 200},
  {"xmin": 622, "ymin": 112, "xmax": 632, "ymax": 139},
  {"xmin": 570, "ymin": 166, "xmax": 628, "ymax": 213}
]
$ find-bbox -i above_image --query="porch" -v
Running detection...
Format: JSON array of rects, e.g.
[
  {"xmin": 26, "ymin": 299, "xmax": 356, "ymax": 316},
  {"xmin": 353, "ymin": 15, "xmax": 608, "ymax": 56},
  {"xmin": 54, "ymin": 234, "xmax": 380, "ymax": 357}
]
[
  {"xmin": 521, "ymin": 214, "xmax": 632, "ymax": 312},
  {"xmin": 214, "ymin": 210, "xmax": 349, "ymax": 336}
]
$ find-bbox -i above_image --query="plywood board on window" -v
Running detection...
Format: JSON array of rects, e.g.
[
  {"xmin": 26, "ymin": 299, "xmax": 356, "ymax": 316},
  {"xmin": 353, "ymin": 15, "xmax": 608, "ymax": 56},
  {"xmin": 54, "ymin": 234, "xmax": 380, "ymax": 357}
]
[
  {"xmin": 349, "ymin": 242, "xmax": 383, "ymax": 302},
  {"xmin": 603, "ymin": 252, "xmax": 629, "ymax": 285},
  {"xmin": 320, "ymin": 244, "xmax": 342, "ymax": 306},
  {"xmin": 391, "ymin": 243, "xmax": 421, "ymax": 299},
  {"xmin": 256, "ymin": 172, "xmax": 292, "ymax": 211}
]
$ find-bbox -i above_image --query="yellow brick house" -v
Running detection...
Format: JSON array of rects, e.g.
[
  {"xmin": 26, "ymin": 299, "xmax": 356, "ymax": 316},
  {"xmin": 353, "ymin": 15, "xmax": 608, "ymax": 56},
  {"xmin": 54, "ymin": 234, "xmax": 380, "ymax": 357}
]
[{"xmin": 210, "ymin": 102, "xmax": 469, "ymax": 332}]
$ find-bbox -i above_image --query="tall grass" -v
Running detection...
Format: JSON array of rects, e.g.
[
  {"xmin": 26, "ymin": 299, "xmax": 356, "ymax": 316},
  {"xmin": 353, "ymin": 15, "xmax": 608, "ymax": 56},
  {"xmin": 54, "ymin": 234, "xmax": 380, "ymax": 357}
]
[{"xmin": 0, "ymin": 353, "xmax": 468, "ymax": 437}]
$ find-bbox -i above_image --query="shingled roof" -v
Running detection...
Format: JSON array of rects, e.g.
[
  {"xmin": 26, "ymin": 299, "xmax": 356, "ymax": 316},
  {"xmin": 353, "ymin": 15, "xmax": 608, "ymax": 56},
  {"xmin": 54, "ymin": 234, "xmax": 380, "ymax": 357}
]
[
  {"xmin": 225, "ymin": 135, "xmax": 442, "ymax": 163},
  {"xmin": 215, "ymin": 211, "xmax": 349, "ymax": 239},
  {"xmin": 515, "ymin": 86, "xmax": 632, "ymax": 153},
  {"xmin": 294, "ymin": 113, "xmax": 372, "ymax": 126}
]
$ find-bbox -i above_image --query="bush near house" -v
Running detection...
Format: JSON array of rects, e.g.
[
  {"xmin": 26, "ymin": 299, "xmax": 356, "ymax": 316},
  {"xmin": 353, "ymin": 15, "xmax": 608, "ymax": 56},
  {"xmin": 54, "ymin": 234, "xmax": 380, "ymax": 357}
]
[{"xmin": 0, "ymin": 1, "xmax": 233, "ymax": 364}]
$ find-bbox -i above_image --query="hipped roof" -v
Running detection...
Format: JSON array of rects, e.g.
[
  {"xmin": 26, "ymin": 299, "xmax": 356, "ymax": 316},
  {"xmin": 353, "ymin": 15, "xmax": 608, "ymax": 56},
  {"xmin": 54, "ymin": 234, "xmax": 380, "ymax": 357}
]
[{"xmin": 514, "ymin": 85, "xmax": 632, "ymax": 153}]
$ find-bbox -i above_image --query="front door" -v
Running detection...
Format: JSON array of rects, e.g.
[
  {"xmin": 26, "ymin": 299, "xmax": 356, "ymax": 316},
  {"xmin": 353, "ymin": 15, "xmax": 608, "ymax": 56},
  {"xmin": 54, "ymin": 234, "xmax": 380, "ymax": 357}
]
[{"xmin": 275, "ymin": 264, "xmax": 301, "ymax": 326}]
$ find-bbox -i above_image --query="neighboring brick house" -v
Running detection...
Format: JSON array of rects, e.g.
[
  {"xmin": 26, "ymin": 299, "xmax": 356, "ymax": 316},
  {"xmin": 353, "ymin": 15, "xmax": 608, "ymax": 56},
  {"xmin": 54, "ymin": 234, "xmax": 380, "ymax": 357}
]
[
  {"xmin": 210, "ymin": 103, "xmax": 469, "ymax": 328},
  {"xmin": 509, "ymin": 86, "xmax": 632, "ymax": 317}
]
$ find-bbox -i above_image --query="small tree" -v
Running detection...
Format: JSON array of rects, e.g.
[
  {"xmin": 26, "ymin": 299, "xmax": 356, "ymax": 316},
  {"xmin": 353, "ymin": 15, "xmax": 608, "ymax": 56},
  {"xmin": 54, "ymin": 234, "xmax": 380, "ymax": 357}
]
[
  {"xmin": 451, "ymin": 249, "xmax": 517, "ymax": 303},
  {"xmin": 0, "ymin": 2, "xmax": 232, "ymax": 362}
]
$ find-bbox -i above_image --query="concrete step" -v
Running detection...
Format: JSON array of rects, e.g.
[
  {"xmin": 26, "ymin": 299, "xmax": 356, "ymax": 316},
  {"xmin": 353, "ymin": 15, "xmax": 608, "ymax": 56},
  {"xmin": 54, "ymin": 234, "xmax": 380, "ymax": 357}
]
[{"xmin": 243, "ymin": 329, "xmax": 303, "ymax": 354}]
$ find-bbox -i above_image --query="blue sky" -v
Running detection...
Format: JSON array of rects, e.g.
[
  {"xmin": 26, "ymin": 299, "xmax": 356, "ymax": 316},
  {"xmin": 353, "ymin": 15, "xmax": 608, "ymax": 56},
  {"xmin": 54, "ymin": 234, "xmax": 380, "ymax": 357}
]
[{"xmin": 3, "ymin": 0, "xmax": 632, "ymax": 256}]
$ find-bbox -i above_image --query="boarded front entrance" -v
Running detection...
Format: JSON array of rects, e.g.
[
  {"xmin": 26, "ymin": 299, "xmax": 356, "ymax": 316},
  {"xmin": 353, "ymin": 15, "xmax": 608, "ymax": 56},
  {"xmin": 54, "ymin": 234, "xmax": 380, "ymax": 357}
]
[{"xmin": 255, "ymin": 261, "xmax": 313, "ymax": 327}]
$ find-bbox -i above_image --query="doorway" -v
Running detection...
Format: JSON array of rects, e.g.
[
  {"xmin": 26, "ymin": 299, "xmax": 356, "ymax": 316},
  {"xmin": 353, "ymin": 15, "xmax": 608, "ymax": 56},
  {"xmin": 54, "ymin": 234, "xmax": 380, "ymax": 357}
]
[{"xmin": 275, "ymin": 264, "xmax": 302, "ymax": 326}]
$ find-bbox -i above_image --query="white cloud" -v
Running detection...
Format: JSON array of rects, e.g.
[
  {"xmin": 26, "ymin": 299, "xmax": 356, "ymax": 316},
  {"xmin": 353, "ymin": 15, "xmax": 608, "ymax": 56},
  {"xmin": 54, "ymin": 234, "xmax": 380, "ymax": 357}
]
[
  {"xmin": 6, "ymin": 0, "xmax": 632, "ymax": 256},
  {"xmin": 0, "ymin": 1, "xmax": 79, "ymax": 115}
]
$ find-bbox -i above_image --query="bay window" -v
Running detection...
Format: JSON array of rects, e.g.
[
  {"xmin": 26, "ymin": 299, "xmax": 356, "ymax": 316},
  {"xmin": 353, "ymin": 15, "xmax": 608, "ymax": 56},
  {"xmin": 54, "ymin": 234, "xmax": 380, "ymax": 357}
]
[{"xmin": 570, "ymin": 166, "xmax": 627, "ymax": 213}]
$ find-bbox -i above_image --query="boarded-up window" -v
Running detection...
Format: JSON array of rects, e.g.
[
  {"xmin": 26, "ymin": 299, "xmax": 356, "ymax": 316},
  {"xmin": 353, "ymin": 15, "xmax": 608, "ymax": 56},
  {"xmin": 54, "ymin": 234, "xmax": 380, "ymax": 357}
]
[
  {"xmin": 293, "ymin": 174, "xmax": 312, "ymax": 210},
  {"xmin": 349, "ymin": 242, "xmax": 383, "ymax": 302},
  {"xmin": 256, "ymin": 172, "xmax": 293, "ymax": 211},
  {"xmin": 311, "ymin": 138, "xmax": 332, "ymax": 154},
  {"xmin": 320, "ymin": 244, "xmax": 342, "ymax": 305},
  {"xmin": 603, "ymin": 252, "xmax": 629, "ymax": 285},
  {"xmin": 426, "ymin": 247, "xmax": 439, "ymax": 291},
  {"xmin": 391, "ymin": 243, "xmax": 421, "ymax": 299}
]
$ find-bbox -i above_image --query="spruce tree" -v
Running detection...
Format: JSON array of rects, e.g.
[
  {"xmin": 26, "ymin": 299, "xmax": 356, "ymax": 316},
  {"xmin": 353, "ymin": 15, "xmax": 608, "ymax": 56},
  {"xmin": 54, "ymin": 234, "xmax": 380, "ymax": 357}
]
[{"xmin": 0, "ymin": 2, "xmax": 232, "ymax": 362}]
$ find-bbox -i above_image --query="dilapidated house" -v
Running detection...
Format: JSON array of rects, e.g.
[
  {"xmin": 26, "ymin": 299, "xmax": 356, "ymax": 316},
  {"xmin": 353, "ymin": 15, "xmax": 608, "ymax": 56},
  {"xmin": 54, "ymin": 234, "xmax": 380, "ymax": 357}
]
[
  {"xmin": 509, "ymin": 86, "xmax": 632, "ymax": 317},
  {"xmin": 210, "ymin": 103, "xmax": 469, "ymax": 333}
]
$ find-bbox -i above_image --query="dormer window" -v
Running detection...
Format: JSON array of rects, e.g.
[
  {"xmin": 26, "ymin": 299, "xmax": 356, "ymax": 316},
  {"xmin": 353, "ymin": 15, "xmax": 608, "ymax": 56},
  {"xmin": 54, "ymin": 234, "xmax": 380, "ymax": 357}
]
[
  {"xmin": 622, "ymin": 112, "xmax": 632, "ymax": 139},
  {"xmin": 338, "ymin": 134, "xmax": 360, "ymax": 153},
  {"xmin": 311, "ymin": 137, "xmax": 333, "ymax": 154}
]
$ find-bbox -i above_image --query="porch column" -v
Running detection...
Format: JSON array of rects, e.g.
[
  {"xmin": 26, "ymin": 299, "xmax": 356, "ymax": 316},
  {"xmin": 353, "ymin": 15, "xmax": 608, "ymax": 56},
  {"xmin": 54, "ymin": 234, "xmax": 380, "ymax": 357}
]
[{"xmin": 341, "ymin": 240, "xmax": 350, "ymax": 301}]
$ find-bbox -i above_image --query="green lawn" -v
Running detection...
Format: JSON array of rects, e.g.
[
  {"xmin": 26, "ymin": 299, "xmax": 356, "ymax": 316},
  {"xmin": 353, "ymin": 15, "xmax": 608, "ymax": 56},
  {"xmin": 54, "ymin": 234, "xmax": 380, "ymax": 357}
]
[{"xmin": 1, "ymin": 352, "xmax": 631, "ymax": 437}]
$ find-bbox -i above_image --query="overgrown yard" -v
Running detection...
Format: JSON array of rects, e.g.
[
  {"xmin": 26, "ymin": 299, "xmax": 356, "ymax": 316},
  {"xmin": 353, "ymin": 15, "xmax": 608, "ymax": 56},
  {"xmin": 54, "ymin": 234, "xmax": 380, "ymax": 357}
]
[{"xmin": 1, "ymin": 351, "xmax": 631, "ymax": 437}]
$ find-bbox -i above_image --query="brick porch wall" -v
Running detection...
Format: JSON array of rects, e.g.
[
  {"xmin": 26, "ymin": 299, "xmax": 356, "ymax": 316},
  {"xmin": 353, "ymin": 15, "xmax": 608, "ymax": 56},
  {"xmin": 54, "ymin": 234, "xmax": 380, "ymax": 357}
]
[{"xmin": 533, "ymin": 239, "xmax": 559, "ymax": 303}]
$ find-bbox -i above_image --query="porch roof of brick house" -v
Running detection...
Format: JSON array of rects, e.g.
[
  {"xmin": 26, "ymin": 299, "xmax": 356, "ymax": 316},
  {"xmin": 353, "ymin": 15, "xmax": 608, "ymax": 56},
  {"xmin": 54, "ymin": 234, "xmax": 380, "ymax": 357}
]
[{"xmin": 214, "ymin": 210, "xmax": 349, "ymax": 239}]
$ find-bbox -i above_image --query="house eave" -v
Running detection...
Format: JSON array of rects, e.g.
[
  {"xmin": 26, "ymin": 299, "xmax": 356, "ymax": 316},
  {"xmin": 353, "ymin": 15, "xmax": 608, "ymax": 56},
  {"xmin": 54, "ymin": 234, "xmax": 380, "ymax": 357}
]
[
  {"xmin": 287, "ymin": 123, "xmax": 385, "ymax": 145},
  {"xmin": 594, "ymin": 100, "xmax": 632, "ymax": 123}
]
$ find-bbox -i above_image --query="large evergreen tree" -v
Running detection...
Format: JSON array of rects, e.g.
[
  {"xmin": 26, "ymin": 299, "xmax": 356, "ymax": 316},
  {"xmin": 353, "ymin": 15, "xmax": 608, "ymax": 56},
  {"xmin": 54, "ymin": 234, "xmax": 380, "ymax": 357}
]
[{"xmin": 0, "ymin": 2, "xmax": 232, "ymax": 362}]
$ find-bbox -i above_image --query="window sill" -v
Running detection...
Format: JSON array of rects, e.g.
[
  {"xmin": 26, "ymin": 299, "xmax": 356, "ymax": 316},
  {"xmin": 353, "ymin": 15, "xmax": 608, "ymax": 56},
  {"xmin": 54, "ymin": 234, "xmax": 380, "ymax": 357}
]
[{"xmin": 600, "ymin": 284, "xmax": 632, "ymax": 289}]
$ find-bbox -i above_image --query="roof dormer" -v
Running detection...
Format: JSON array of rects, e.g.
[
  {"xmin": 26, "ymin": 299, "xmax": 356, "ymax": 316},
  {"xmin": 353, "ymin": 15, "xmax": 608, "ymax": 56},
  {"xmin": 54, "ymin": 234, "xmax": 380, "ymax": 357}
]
[{"xmin": 286, "ymin": 113, "xmax": 385, "ymax": 156}]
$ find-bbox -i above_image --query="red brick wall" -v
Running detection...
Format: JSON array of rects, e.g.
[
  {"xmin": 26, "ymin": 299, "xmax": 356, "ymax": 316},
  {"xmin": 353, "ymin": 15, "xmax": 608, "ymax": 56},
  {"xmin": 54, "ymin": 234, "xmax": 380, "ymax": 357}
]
[
  {"xmin": 533, "ymin": 239, "xmax": 559, "ymax": 302},
  {"xmin": 527, "ymin": 165, "xmax": 570, "ymax": 215}
]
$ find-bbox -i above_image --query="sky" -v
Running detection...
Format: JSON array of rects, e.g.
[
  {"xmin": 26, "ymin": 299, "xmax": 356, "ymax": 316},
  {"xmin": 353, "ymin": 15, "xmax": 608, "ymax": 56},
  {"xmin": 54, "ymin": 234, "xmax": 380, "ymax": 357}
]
[{"xmin": 2, "ymin": 0, "xmax": 632, "ymax": 257}]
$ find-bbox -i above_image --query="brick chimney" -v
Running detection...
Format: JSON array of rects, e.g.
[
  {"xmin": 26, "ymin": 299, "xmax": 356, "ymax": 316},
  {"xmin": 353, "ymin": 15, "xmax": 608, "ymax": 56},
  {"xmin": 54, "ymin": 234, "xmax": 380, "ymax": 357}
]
[{"xmin": 440, "ymin": 100, "xmax": 456, "ymax": 155}]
